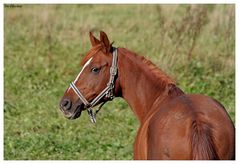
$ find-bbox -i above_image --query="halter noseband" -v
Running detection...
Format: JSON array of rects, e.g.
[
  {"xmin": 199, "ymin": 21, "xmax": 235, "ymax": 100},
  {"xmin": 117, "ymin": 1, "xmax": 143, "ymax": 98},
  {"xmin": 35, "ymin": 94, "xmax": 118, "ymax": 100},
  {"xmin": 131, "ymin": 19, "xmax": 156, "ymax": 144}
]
[{"xmin": 70, "ymin": 48, "xmax": 118, "ymax": 124}]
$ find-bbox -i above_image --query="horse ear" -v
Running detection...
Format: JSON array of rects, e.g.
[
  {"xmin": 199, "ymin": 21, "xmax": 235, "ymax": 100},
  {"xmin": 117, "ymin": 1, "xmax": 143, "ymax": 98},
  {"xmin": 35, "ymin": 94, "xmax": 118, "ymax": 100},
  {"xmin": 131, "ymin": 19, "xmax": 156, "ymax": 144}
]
[
  {"xmin": 89, "ymin": 31, "xmax": 100, "ymax": 46},
  {"xmin": 100, "ymin": 31, "xmax": 111, "ymax": 53}
]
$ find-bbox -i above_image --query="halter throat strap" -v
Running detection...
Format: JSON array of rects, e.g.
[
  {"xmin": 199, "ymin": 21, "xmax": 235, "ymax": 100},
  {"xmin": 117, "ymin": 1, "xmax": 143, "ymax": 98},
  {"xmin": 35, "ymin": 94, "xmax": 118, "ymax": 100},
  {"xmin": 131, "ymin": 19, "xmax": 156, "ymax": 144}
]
[{"xmin": 70, "ymin": 48, "xmax": 118, "ymax": 123}]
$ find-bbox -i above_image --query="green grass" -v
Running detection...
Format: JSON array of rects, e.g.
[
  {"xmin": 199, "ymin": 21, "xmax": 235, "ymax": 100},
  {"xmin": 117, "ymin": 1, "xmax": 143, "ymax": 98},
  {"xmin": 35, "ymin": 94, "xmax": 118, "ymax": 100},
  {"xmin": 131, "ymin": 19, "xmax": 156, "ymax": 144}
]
[{"xmin": 4, "ymin": 4, "xmax": 235, "ymax": 160}]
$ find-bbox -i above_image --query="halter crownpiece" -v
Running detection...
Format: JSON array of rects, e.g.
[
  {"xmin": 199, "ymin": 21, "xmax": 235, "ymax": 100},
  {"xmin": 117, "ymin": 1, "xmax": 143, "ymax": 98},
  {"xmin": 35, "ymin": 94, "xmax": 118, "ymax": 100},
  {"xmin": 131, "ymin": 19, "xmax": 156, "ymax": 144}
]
[{"xmin": 70, "ymin": 48, "xmax": 118, "ymax": 124}]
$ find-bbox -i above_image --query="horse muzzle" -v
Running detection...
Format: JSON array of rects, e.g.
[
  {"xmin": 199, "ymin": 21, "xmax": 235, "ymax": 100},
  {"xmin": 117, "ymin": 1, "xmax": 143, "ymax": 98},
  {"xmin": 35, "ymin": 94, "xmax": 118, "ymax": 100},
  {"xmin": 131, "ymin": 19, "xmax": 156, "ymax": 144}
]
[{"xmin": 59, "ymin": 98, "xmax": 84, "ymax": 119}]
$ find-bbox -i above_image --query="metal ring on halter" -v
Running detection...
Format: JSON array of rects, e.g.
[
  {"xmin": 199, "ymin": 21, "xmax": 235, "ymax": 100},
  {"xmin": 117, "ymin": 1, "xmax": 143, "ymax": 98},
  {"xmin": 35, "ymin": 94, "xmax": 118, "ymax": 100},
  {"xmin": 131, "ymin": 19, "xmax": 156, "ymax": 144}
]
[{"xmin": 69, "ymin": 48, "xmax": 118, "ymax": 124}]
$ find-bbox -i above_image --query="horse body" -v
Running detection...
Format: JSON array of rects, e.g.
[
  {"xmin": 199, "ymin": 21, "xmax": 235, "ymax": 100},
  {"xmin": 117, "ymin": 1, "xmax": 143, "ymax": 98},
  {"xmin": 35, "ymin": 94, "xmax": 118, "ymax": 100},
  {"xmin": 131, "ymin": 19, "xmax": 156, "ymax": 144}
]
[
  {"xmin": 116, "ymin": 48, "xmax": 234, "ymax": 160},
  {"xmin": 60, "ymin": 31, "xmax": 235, "ymax": 160},
  {"xmin": 134, "ymin": 94, "xmax": 234, "ymax": 159}
]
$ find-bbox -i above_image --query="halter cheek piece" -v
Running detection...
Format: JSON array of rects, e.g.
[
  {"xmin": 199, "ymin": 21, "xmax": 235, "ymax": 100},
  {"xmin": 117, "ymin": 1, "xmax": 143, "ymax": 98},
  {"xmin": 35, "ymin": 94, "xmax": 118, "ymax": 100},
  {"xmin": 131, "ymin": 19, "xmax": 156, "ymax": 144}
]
[{"xmin": 70, "ymin": 48, "xmax": 118, "ymax": 124}]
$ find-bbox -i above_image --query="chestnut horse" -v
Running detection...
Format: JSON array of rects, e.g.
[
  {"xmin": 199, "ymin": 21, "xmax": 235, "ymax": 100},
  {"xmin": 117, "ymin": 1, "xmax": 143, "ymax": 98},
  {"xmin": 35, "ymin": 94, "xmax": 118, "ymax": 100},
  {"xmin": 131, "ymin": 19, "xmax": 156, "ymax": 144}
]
[{"xmin": 59, "ymin": 31, "xmax": 235, "ymax": 160}]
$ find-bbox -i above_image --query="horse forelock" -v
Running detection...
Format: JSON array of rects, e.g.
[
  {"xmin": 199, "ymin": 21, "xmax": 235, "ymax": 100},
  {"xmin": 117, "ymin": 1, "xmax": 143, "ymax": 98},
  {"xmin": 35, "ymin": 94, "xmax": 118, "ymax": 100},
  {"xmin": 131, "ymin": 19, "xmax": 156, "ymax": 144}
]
[{"xmin": 80, "ymin": 44, "xmax": 103, "ymax": 66}]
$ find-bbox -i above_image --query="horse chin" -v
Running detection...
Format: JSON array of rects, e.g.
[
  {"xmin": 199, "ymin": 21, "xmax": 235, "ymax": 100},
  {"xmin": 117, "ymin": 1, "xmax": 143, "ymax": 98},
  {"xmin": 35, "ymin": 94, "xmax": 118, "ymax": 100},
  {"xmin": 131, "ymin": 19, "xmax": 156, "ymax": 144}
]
[
  {"xmin": 69, "ymin": 110, "xmax": 82, "ymax": 120},
  {"xmin": 66, "ymin": 105, "xmax": 83, "ymax": 120}
]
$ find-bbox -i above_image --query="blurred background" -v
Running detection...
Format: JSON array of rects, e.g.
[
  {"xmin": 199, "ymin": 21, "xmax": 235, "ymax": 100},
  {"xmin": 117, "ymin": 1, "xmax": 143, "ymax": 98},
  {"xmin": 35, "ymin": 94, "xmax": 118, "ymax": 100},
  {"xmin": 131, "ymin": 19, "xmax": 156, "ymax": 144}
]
[{"xmin": 4, "ymin": 4, "xmax": 235, "ymax": 159}]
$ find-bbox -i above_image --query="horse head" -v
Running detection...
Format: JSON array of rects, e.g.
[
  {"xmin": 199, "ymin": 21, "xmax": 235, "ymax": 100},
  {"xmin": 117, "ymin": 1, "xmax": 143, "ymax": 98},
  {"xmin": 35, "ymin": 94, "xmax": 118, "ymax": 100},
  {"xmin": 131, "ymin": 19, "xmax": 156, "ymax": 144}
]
[{"xmin": 59, "ymin": 31, "xmax": 120, "ymax": 121}]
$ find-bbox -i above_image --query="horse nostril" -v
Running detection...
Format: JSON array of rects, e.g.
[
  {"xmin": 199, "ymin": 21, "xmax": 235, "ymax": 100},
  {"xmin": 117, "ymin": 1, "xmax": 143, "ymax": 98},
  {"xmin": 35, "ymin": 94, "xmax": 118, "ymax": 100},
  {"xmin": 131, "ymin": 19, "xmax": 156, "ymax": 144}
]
[{"xmin": 61, "ymin": 99, "xmax": 72, "ymax": 111}]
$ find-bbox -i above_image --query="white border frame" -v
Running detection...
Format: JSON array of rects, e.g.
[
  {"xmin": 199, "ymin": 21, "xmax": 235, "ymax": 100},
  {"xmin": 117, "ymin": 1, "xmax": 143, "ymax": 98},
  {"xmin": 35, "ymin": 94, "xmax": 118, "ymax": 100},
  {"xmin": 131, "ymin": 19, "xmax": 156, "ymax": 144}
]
[{"xmin": 1, "ymin": 1, "xmax": 237, "ymax": 164}]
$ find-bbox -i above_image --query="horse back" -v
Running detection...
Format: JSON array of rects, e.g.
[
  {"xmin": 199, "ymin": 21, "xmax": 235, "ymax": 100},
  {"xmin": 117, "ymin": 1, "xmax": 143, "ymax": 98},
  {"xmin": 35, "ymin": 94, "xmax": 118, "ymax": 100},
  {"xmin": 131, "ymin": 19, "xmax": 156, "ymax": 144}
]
[{"xmin": 142, "ymin": 94, "xmax": 235, "ymax": 159}]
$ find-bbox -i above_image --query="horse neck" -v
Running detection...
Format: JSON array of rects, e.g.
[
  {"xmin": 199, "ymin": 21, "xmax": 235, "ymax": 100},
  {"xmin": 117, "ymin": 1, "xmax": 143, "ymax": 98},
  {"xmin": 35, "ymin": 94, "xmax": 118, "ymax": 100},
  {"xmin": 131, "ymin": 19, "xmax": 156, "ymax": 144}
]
[{"xmin": 117, "ymin": 48, "xmax": 183, "ymax": 123}]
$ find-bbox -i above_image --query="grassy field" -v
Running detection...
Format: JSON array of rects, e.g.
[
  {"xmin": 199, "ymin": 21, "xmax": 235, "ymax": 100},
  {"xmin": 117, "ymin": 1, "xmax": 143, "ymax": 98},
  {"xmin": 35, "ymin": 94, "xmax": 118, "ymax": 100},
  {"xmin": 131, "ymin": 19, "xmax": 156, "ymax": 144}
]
[{"xmin": 4, "ymin": 4, "xmax": 235, "ymax": 160}]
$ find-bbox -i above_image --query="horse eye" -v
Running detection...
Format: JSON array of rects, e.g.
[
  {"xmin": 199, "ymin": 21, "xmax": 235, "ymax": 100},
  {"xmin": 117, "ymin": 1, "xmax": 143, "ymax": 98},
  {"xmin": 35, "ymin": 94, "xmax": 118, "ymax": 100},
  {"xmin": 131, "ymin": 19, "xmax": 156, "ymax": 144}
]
[{"xmin": 91, "ymin": 67, "xmax": 100, "ymax": 74}]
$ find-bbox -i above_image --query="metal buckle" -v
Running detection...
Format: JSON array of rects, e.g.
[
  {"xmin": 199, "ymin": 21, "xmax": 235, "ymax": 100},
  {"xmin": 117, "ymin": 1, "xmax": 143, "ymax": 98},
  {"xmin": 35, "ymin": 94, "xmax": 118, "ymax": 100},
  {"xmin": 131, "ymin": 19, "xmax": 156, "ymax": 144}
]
[{"xmin": 110, "ymin": 66, "xmax": 117, "ymax": 76}]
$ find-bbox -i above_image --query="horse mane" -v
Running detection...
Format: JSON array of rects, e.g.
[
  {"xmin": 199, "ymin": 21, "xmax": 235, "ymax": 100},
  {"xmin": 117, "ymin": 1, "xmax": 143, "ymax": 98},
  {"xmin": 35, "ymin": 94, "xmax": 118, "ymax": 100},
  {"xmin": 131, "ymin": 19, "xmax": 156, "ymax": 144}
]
[
  {"xmin": 140, "ymin": 55, "xmax": 175, "ymax": 86},
  {"xmin": 119, "ymin": 48, "xmax": 179, "ymax": 91}
]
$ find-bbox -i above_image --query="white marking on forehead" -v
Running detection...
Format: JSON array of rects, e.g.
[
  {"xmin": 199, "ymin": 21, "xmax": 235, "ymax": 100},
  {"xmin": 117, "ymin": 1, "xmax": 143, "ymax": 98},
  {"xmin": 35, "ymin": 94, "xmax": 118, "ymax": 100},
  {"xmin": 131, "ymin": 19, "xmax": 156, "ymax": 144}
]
[
  {"xmin": 73, "ymin": 57, "xmax": 93, "ymax": 83},
  {"xmin": 66, "ymin": 57, "xmax": 93, "ymax": 92}
]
